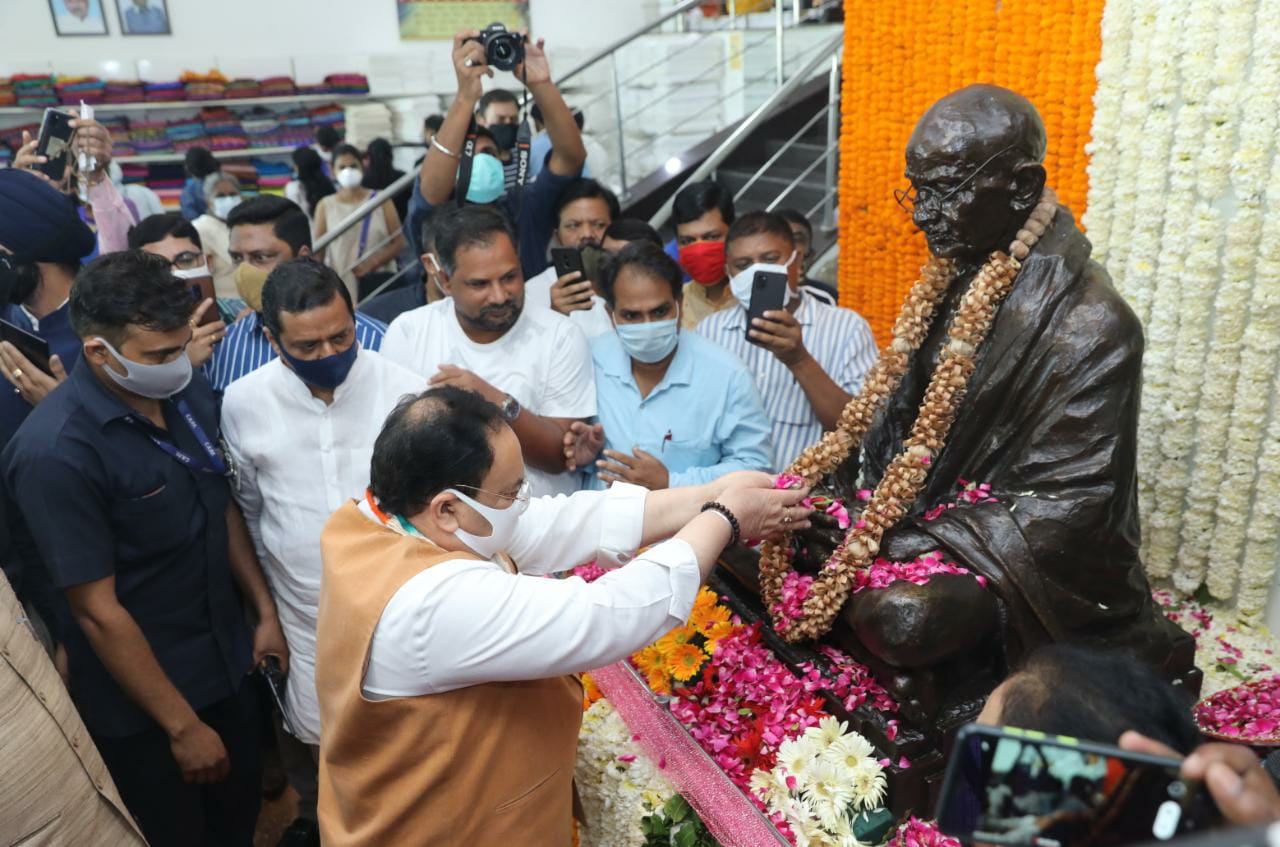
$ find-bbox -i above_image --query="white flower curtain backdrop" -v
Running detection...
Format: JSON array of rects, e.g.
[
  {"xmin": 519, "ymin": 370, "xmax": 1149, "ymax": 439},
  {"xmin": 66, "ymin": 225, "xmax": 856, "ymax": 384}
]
[{"xmin": 1084, "ymin": 0, "xmax": 1280, "ymax": 616}]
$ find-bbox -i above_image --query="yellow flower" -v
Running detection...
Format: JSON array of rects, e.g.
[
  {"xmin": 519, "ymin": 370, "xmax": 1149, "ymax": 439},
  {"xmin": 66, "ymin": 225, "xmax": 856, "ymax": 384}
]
[
  {"xmin": 665, "ymin": 642, "xmax": 707, "ymax": 682},
  {"xmin": 632, "ymin": 645, "xmax": 663, "ymax": 675},
  {"xmin": 581, "ymin": 673, "xmax": 602, "ymax": 708},
  {"xmin": 655, "ymin": 625, "xmax": 698, "ymax": 654},
  {"xmin": 690, "ymin": 602, "xmax": 732, "ymax": 636},
  {"xmin": 646, "ymin": 666, "xmax": 671, "ymax": 695},
  {"xmin": 693, "ymin": 586, "xmax": 719, "ymax": 611},
  {"xmin": 703, "ymin": 619, "xmax": 735, "ymax": 644}
]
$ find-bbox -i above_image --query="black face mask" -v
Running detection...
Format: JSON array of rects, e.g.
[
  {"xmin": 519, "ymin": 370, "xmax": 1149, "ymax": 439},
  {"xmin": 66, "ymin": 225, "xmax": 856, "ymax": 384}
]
[{"xmin": 489, "ymin": 122, "xmax": 519, "ymax": 152}]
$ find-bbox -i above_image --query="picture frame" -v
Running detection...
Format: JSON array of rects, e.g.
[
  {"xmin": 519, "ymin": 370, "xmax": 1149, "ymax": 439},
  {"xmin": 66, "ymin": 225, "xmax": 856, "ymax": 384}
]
[
  {"xmin": 49, "ymin": 0, "xmax": 109, "ymax": 37},
  {"xmin": 116, "ymin": 0, "xmax": 170, "ymax": 36}
]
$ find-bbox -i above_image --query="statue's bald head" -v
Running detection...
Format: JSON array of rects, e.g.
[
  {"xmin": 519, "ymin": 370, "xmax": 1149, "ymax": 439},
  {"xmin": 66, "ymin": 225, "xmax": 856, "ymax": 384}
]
[
  {"xmin": 907, "ymin": 85, "xmax": 1046, "ymax": 170},
  {"xmin": 902, "ymin": 85, "xmax": 1049, "ymax": 262}
]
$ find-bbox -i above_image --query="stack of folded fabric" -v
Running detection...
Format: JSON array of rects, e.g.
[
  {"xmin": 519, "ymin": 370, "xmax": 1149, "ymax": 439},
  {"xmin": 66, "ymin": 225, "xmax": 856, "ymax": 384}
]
[
  {"xmin": 120, "ymin": 162, "xmax": 150, "ymax": 184},
  {"xmin": 13, "ymin": 75, "xmax": 57, "ymax": 107},
  {"xmin": 342, "ymin": 102, "xmax": 393, "ymax": 149},
  {"xmin": 104, "ymin": 79, "xmax": 146, "ymax": 103},
  {"xmin": 223, "ymin": 161, "xmax": 259, "ymax": 194},
  {"xmin": 260, "ymin": 76, "xmax": 297, "ymax": 98},
  {"xmin": 253, "ymin": 158, "xmax": 293, "ymax": 196},
  {"xmin": 241, "ymin": 107, "xmax": 282, "ymax": 148},
  {"xmin": 0, "ymin": 79, "xmax": 14, "ymax": 107},
  {"xmin": 309, "ymin": 103, "xmax": 346, "ymax": 136},
  {"xmin": 56, "ymin": 76, "xmax": 106, "ymax": 105},
  {"xmin": 130, "ymin": 117, "xmax": 172, "ymax": 154},
  {"xmin": 147, "ymin": 162, "xmax": 187, "ymax": 208},
  {"xmin": 275, "ymin": 107, "xmax": 313, "ymax": 148},
  {"xmin": 181, "ymin": 69, "xmax": 228, "ymax": 101},
  {"xmin": 100, "ymin": 115, "xmax": 134, "ymax": 156},
  {"xmin": 165, "ymin": 116, "xmax": 208, "ymax": 152},
  {"xmin": 224, "ymin": 78, "xmax": 262, "ymax": 99},
  {"xmin": 144, "ymin": 80, "xmax": 185, "ymax": 102},
  {"xmin": 323, "ymin": 73, "xmax": 370, "ymax": 95},
  {"xmin": 200, "ymin": 107, "xmax": 248, "ymax": 151},
  {"xmin": 0, "ymin": 146, "xmax": 11, "ymax": 167},
  {"xmin": 1, "ymin": 124, "xmax": 39, "ymax": 153}
]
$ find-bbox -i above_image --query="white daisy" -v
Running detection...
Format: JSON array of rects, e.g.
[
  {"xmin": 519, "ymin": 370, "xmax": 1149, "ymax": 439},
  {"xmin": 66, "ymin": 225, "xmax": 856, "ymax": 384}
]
[
  {"xmin": 823, "ymin": 731, "xmax": 876, "ymax": 771},
  {"xmin": 778, "ymin": 736, "xmax": 820, "ymax": 790},
  {"xmin": 807, "ymin": 715, "xmax": 850, "ymax": 749},
  {"xmin": 849, "ymin": 760, "xmax": 887, "ymax": 811}
]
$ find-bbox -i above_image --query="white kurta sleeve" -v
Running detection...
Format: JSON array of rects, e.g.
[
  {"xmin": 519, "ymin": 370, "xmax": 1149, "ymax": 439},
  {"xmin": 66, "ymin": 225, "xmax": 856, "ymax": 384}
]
[
  {"xmin": 362, "ymin": 538, "xmax": 701, "ymax": 697},
  {"xmin": 506, "ymin": 482, "xmax": 647, "ymax": 573}
]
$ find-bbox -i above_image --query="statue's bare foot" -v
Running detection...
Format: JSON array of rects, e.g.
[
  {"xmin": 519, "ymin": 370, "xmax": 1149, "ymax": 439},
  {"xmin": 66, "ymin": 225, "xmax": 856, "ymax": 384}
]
[{"xmin": 887, "ymin": 667, "xmax": 939, "ymax": 726}]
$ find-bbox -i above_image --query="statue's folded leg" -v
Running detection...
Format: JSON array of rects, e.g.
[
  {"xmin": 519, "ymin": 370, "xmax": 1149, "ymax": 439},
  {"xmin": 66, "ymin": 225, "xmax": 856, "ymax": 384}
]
[{"xmin": 844, "ymin": 573, "xmax": 999, "ymax": 721}]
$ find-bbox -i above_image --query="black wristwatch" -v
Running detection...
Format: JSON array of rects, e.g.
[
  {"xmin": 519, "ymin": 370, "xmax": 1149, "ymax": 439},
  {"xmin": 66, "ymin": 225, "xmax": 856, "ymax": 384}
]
[{"xmin": 500, "ymin": 394, "xmax": 521, "ymax": 423}]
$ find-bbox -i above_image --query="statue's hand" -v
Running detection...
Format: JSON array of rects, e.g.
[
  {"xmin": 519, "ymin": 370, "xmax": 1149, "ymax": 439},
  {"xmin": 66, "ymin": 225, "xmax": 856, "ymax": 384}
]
[{"xmin": 792, "ymin": 510, "xmax": 844, "ymax": 573}]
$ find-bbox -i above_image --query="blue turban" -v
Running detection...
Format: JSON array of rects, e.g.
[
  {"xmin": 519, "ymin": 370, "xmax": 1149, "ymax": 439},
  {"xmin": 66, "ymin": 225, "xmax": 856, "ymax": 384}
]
[{"xmin": 0, "ymin": 168, "xmax": 96, "ymax": 265}]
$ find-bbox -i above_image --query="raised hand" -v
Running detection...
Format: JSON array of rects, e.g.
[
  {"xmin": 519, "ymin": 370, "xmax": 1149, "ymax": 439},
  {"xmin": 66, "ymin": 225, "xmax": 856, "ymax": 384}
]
[
  {"xmin": 514, "ymin": 33, "xmax": 551, "ymax": 86},
  {"xmin": 452, "ymin": 29, "xmax": 493, "ymax": 103},
  {"xmin": 550, "ymin": 270, "xmax": 594, "ymax": 315},
  {"xmin": 563, "ymin": 420, "xmax": 604, "ymax": 471}
]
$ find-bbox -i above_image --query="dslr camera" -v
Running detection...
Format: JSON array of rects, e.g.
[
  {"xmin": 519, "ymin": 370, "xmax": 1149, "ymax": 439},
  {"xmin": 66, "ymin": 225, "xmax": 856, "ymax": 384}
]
[{"xmin": 468, "ymin": 23, "xmax": 526, "ymax": 73}]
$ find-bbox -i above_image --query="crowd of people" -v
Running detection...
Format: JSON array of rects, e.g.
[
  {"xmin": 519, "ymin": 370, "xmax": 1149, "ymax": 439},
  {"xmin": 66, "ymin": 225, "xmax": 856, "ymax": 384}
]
[{"xmin": 1, "ymin": 25, "xmax": 1279, "ymax": 847}]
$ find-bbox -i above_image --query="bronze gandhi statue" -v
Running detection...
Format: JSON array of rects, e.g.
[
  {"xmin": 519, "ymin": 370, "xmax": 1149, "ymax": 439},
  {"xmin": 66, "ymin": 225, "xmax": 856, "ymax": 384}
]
[{"xmin": 725, "ymin": 85, "xmax": 1198, "ymax": 727}]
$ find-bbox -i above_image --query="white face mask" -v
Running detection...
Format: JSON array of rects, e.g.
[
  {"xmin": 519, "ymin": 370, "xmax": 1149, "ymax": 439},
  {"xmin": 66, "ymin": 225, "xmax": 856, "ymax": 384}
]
[
  {"xmin": 445, "ymin": 481, "xmax": 531, "ymax": 559},
  {"xmin": 172, "ymin": 264, "xmax": 210, "ymax": 281},
  {"xmin": 729, "ymin": 250, "xmax": 797, "ymax": 310},
  {"xmin": 95, "ymin": 336, "xmax": 194, "ymax": 399},
  {"xmin": 336, "ymin": 167, "xmax": 363, "ymax": 190},
  {"xmin": 212, "ymin": 195, "xmax": 241, "ymax": 220}
]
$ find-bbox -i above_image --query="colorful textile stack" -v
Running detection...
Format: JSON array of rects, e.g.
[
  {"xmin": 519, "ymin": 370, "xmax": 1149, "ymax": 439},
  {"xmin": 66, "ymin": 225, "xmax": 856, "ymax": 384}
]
[
  {"xmin": 275, "ymin": 107, "xmax": 314, "ymax": 148},
  {"xmin": 259, "ymin": 77, "xmax": 297, "ymax": 98},
  {"xmin": 253, "ymin": 158, "xmax": 293, "ymax": 196},
  {"xmin": 224, "ymin": 78, "xmax": 262, "ymax": 100},
  {"xmin": 181, "ymin": 69, "xmax": 228, "ymax": 101},
  {"xmin": 165, "ymin": 116, "xmax": 208, "ymax": 152},
  {"xmin": 100, "ymin": 115, "xmax": 134, "ymax": 156},
  {"xmin": 145, "ymin": 162, "xmax": 187, "ymax": 208},
  {"xmin": 130, "ymin": 118, "xmax": 172, "ymax": 154},
  {"xmin": 0, "ymin": 79, "xmax": 14, "ymax": 107},
  {"xmin": 104, "ymin": 79, "xmax": 146, "ymax": 104},
  {"xmin": 200, "ymin": 107, "xmax": 248, "ymax": 151},
  {"xmin": 323, "ymin": 73, "xmax": 370, "ymax": 95},
  {"xmin": 309, "ymin": 103, "xmax": 345, "ymax": 135},
  {"xmin": 55, "ymin": 76, "xmax": 106, "ymax": 105},
  {"xmin": 119, "ymin": 162, "xmax": 150, "ymax": 184},
  {"xmin": 13, "ymin": 75, "xmax": 57, "ymax": 108},
  {"xmin": 223, "ymin": 161, "xmax": 259, "ymax": 194},
  {"xmin": 144, "ymin": 81, "xmax": 185, "ymax": 102},
  {"xmin": 240, "ymin": 107, "xmax": 282, "ymax": 148},
  {"xmin": 0, "ymin": 124, "xmax": 39, "ymax": 153}
]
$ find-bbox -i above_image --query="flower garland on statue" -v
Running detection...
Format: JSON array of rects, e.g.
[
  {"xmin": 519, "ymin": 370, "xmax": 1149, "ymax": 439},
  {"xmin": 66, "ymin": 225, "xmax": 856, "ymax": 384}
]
[{"xmin": 759, "ymin": 189, "xmax": 1060, "ymax": 642}]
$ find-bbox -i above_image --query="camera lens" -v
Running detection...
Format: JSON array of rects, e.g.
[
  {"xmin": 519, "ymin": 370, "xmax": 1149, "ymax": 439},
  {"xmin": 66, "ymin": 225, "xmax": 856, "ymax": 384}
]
[{"xmin": 493, "ymin": 41, "xmax": 512, "ymax": 61}]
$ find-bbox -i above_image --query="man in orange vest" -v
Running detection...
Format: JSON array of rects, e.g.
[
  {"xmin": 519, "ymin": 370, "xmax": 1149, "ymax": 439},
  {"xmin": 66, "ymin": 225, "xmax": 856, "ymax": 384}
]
[{"xmin": 315, "ymin": 385, "xmax": 811, "ymax": 846}]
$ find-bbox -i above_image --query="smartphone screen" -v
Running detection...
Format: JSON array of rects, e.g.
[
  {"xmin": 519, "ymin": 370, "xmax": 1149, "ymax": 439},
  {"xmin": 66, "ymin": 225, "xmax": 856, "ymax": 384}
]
[
  {"xmin": 936, "ymin": 725, "xmax": 1219, "ymax": 846},
  {"xmin": 551, "ymin": 247, "xmax": 585, "ymax": 279},
  {"xmin": 36, "ymin": 109, "xmax": 75, "ymax": 181},
  {"xmin": 744, "ymin": 269, "xmax": 790, "ymax": 346}
]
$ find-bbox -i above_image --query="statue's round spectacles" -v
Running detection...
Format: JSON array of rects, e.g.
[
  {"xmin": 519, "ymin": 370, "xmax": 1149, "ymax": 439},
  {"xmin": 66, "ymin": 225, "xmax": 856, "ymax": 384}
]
[{"xmin": 894, "ymin": 145, "xmax": 1017, "ymax": 213}]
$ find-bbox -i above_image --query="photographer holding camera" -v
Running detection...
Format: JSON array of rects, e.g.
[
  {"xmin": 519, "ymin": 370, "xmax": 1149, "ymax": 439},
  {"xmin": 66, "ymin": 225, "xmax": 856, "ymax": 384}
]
[{"xmin": 405, "ymin": 27, "xmax": 586, "ymax": 280}]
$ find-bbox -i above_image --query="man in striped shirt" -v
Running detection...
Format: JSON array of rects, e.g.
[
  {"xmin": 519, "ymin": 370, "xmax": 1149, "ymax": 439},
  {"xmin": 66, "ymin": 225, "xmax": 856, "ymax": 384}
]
[
  {"xmin": 695, "ymin": 211, "xmax": 877, "ymax": 471},
  {"xmin": 207, "ymin": 197, "xmax": 386, "ymax": 392}
]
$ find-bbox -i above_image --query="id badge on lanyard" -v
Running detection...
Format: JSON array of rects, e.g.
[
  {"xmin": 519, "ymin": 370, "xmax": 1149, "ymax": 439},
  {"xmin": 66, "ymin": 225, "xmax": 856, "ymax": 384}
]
[{"xmin": 131, "ymin": 398, "xmax": 229, "ymax": 477}]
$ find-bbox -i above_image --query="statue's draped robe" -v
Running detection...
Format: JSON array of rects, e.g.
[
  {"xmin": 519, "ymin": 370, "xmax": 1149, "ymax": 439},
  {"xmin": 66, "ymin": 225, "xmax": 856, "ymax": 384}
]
[{"xmin": 851, "ymin": 209, "xmax": 1187, "ymax": 673}]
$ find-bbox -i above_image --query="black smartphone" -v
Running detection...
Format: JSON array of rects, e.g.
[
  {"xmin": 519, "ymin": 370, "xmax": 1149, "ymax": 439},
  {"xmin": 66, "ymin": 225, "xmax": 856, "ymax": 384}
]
[
  {"xmin": 35, "ymin": 109, "xmax": 75, "ymax": 181},
  {"xmin": 936, "ymin": 724, "xmax": 1220, "ymax": 846},
  {"xmin": 0, "ymin": 319, "xmax": 53, "ymax": 377},
  {"xmin": 551, "ymin": 246, "xmax": 585, "ymax": 280},
  {"xmin": 258, "ymin": 655, "xmax": 295, "ymax": 736},
  {"xmin": 744, "ymin": 269, "xmax": 790, "ymax": 346}
]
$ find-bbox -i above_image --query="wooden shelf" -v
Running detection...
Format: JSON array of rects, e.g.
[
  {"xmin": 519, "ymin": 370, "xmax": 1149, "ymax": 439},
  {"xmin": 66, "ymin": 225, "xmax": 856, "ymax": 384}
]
[
  {"xmin": 115, "ymin": 145, "xmax": 297, "ymax": 164},
  {"xmin": 0, "ymin": 92, "xmax": 378, "ymax": 116}
]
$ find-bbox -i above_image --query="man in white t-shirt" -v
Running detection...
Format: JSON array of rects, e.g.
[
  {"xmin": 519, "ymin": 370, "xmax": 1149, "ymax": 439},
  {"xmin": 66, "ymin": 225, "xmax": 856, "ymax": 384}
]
[
  {"xmin": 381, "ymin": 206, "xmax": 597, "ymax": 496},
  {"xmin": 523, "ymin": 178, "xmax": 618, "ymax": 340}
]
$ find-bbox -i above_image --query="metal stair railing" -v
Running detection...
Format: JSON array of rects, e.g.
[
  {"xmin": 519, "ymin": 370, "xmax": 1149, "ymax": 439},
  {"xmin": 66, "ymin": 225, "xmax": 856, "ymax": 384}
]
[{"xmin": 649, "ymin": 28, "xmax": 842, "ymax": 230}]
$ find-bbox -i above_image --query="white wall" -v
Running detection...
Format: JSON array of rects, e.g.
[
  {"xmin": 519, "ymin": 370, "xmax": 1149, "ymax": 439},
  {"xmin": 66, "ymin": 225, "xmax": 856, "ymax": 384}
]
[{"xmin": 0, "ymin": 0, "xmax": 658, "ymax": 90}]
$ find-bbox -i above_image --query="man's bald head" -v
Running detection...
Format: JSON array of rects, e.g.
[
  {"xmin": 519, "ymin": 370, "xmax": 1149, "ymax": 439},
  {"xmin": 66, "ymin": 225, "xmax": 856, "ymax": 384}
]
[{"xmin": 901, "ymin": 85, "xmax": 1049, "ymax": 263}]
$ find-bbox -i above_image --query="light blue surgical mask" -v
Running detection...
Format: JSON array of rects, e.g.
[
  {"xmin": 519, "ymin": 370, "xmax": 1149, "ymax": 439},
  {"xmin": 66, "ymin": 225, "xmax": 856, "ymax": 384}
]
[
  {"xmin": 464, "ymin": 153, "xmax": 505, "ymax": 204},
  {"xmin": 95, "ymin": 336, "xmax": 193, "ymax": 399},
  {"xmin": 614, "ymin": 312, "xmax": 680, "ymax": 364}
]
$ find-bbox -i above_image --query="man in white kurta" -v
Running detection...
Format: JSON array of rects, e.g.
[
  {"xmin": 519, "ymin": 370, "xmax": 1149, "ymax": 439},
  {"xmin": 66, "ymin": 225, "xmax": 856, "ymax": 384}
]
[{"xmin": 220, "ymin": 259, "xmax": 425, "ymax": 842}]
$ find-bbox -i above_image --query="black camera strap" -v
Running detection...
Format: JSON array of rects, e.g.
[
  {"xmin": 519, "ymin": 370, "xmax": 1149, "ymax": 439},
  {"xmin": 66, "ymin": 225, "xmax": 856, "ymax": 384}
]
[{"xmin": 455, "ymin": 118, "xmax": 479, "ymax": 210}]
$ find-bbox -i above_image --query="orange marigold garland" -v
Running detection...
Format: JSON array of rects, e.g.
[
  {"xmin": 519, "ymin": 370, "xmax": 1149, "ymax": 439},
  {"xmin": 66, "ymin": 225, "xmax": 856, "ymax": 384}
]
[
  {"xmin": 837, "ymin": 0, "xmax": 1104, "ymax": 345},
  {"xmin": 762, "ymin": 189, "xmax": 1059, "ymax": 642}
]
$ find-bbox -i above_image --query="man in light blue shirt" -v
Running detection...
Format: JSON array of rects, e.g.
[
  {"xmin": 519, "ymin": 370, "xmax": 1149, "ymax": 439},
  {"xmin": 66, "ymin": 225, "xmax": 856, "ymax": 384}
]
[
  {"xmin": 572, "ymin": 242, "xmax": 773, "ymax": 490},
  {"xmin": 123, "ymin": 0, "xmax": 168, "ymax": 33}
]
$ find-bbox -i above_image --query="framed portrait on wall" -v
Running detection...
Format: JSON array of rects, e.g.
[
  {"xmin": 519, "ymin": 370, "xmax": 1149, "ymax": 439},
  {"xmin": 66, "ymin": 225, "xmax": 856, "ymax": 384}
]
[
  {"xmin": 49, "ymin": 0, "xmax": 109, "ymax": 36},
  {"xmin": 117, "ymin": 0, "xmax": 171, "ymax": 35},
  {"xmin": 398, "ymin": 0, "xmax": 527, "ymax": 41}
]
